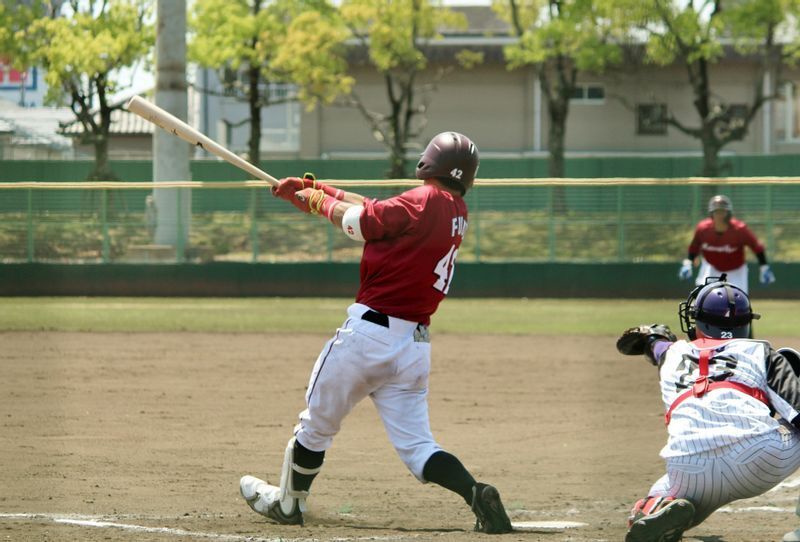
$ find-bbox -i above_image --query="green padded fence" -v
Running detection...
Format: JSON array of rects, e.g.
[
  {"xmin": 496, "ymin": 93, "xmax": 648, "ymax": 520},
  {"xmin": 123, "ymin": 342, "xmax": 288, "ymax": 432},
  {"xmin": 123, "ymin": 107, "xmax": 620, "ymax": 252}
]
[{"xmin": 1, "ymin": 178, "xmax": 799, "ymax": 265}]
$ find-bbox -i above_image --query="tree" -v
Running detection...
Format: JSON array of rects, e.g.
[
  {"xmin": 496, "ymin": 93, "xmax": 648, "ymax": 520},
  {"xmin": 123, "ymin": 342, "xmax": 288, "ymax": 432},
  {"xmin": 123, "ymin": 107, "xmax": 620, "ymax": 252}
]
[
  {"xmin": 189, "ymin": 0, "xmax": 352, "ymax": 168},
  {"xmin": 0, "ymin": 1, "xmax": 51, "ymax": 106},
  {"xmin": 24, "ymin": 0, "xmax": 154, "ymax": 181},
  {"xmin": 639, "ymin": 0, "xmax": 800, "ymax": 177},
  {"xmin": 339, "ymin": 0, "xmax": 480, "ymax": 178},
  {"xmin": 494, "ymin": 0, "xmax": 627, "ymax": 178}
]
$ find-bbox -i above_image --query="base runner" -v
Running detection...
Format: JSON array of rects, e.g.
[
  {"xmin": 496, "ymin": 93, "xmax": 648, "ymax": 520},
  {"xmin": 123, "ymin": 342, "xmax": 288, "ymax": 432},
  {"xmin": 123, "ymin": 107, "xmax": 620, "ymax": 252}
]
[
  {"xmin": 238, "ymin": 132, "xmax": 513, "ymax": 533},
  {"xmin": 678, "ymin": 194, "xmax": 775, "ymax": 294},
  {"xmin": 616, "ymin": 275, "xmax": 800, "ymax": 541}
]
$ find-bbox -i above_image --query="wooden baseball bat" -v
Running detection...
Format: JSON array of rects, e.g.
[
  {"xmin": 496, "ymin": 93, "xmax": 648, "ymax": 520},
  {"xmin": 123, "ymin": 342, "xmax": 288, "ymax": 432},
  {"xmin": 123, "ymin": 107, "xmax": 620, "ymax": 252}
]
[{"xmin": 126, "ymin": 96, "xmax": 279, "ymax": 186}]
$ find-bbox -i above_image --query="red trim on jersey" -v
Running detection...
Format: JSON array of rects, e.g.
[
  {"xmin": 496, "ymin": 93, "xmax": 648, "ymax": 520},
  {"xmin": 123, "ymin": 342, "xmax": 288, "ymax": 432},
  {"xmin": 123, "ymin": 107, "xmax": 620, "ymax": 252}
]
[
  {"xmin": 687, "ymin": 218, "xmax": 764, "ymax": 271},
  {"xmin": 664, "ymin": 338, "xmax": 771, "ymax": 425}
]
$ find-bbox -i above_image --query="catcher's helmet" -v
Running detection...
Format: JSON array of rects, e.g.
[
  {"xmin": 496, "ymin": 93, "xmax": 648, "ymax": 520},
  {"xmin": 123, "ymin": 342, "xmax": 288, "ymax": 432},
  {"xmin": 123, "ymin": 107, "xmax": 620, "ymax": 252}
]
[
  {"xmin": 708, "ymin": 194, "xmax": 733, "ymax": 217},
  {"xmin": 415, "ymin": 132, "xmax": 479, "ymax": 195},
  {"xmin": 679, "ymin": 274, "xmax": 760, "ymax": 339}
]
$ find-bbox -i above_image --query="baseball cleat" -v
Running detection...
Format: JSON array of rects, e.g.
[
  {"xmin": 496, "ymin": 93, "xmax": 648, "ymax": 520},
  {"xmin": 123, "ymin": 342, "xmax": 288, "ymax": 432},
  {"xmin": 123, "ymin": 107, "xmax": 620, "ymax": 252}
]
[
  {"xmin": 471, "ymin": 483, "xmax": 513, "ymax": 534},
  {"xmin": 625, "ymin": 497, "xmax": 694, "ymax": 542},
  {"xmin": 239, "ymin": 475, "xmax": 304, "ymax": 526}
]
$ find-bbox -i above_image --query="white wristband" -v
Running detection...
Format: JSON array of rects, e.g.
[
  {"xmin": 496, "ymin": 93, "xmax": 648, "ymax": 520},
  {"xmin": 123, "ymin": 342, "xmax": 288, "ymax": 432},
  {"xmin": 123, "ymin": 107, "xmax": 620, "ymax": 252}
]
[{"xmin": 341, "ymin": 205, "xmax": 365, "ymax": 242}]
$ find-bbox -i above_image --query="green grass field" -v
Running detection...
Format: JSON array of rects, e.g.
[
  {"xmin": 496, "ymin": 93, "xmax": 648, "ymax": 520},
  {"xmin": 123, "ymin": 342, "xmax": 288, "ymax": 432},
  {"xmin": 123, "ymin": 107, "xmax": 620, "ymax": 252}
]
[{"xmin": 1, "ymin": 297, "xmax": 796, "ymax": 336}]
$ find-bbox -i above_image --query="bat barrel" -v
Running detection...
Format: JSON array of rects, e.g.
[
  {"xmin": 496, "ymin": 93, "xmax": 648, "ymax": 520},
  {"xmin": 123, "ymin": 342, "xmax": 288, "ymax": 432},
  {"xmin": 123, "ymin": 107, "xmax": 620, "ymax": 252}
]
[{"xmin": 125, "ymin": 96, "xmax": 279, "ymax": 186}]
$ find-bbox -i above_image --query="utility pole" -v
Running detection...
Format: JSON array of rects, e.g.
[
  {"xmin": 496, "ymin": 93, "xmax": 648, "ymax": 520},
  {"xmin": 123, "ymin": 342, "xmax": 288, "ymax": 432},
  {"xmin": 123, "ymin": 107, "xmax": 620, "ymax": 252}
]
[{"xmin": 153, "ymin": 0, "xmax": 191, "ymax": 258}]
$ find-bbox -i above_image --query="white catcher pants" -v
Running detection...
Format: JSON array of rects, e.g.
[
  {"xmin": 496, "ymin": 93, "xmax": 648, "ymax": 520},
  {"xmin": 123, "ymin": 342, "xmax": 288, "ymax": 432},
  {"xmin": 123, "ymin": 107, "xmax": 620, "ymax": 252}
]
[
  {"xmin": 293, "ymin": 303, "xmax": 441, "ymax": 481},
  {"xmin": 648, "ymin": 425, "xmax": 800, "ymax": 525},
  {"xmin": 696, "ymin": 260, "xmax": 748, "ymax": 294}
]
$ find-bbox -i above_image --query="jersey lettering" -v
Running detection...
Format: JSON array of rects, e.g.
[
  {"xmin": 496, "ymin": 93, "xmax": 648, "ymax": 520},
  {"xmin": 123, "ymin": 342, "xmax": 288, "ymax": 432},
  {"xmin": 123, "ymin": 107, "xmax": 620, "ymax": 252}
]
[
  {"xmin": 451, "ymin": 216, "xmax": 468, "ymax": 237},
  {"xmin": 433, "ymin": 245, "xmax": 458, "ymax": 295}
]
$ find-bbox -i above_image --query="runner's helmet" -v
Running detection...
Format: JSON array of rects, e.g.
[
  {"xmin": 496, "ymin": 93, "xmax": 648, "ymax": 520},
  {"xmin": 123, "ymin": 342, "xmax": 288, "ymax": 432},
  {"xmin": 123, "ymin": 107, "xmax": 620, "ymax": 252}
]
[
  {"xmin": 415, "ymin": 132, "xmax": 479, "ymax": 195},
  {"xmin": 679, "ymin": 274, "xmax": 759, "ymax": 339},
  {"xmin": 708, "ymin": 194, "xmax": 733, "ymax": 220}
]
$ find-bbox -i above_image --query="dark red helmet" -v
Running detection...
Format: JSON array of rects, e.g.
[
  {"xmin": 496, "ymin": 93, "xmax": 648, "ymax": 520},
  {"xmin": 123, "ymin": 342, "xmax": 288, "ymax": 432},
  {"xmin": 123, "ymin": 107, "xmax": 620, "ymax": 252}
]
[
  {"xmin": 415, "ymin": 132, "xmax": 479, "ymax": 194},
  {"xmin": 708, "ymin": 194, "xmax": 733, "ymax": 215}
]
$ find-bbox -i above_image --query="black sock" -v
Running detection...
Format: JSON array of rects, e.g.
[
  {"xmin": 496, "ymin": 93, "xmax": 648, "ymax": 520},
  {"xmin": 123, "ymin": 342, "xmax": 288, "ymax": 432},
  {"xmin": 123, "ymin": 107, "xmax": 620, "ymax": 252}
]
[
  {"xmin": 292, "ymin": 440, "xmax": 325, "ymax": 492},
  {"xmin": 422, "ymin": 451, "xmax": 476, "ymax": 505}
]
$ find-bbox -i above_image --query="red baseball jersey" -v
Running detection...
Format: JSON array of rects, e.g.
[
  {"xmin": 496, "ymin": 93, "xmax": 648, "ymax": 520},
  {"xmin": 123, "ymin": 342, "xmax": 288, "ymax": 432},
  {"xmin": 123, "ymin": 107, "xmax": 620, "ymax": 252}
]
[
  {"xmin": 688, "ymin": 218, "xmax": 764, "ymax": 271},
  {"xmin": 356, "ymin": 184, "xmax": 468, "ymax": 325}
]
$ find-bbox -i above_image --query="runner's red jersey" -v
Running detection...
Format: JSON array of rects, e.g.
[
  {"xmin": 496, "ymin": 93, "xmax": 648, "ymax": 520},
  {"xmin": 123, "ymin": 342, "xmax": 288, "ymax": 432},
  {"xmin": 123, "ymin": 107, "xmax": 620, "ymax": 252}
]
[
  {"xmin": 356, "ymin": 184, "xmax": 468, "ymax": 325},
  {"xmin": 687, "ymin": 217, "xmax": 764, "ymax": 271}
]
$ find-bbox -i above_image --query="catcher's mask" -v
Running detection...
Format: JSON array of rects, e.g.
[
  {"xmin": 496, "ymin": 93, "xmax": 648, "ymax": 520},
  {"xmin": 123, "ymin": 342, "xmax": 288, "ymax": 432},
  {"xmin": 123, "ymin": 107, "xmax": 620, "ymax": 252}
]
[
  {"xmin": 679, "ymin": 274, "xmax": 760, "ymax": 340},
  {"xmin": 415, "ymin": 131, "xmax": 479, "ymax": 195},
  {"xmin": 708, "ymin": 194, "xmax": 733, "ymax": 222}
]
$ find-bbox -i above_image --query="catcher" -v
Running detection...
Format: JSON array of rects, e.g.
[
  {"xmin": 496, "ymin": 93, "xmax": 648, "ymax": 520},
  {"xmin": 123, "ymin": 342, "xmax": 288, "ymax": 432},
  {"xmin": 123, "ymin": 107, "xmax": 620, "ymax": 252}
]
[{"xmin": 617, "ymin": 275, "xmax": 800, "ymax": 542}]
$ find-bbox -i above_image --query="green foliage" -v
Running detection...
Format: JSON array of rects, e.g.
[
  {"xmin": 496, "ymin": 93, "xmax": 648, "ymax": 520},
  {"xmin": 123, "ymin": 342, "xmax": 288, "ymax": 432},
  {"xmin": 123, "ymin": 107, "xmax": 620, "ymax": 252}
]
[
  {"xmin": 641, "ymin": 0, "xmax": 800, "ymax": 67},
  {"xmin": 495, "ymin": 0, "xmax": 626, "ymax": 73},
  {"xmin": 189, "ymin": 0, "xmax": 351, "ymax": 108},
  {"xmin": 0, "ymin": 1, "xmax": 48, "ymax": 70},
  {"xmin": 25, "ymin": 0, "xmax": 154, "ymax": 107},
  {"xmin": 340, "ymin": 0, "xmax": 467, "ymax": 72}
]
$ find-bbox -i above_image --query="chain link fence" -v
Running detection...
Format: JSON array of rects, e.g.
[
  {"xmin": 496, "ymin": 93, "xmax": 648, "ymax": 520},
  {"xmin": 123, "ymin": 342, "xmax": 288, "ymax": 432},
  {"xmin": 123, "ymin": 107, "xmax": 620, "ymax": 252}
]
[{"xmin": 2, "ymin": 179, "xmax": 799, "ymax": 264}]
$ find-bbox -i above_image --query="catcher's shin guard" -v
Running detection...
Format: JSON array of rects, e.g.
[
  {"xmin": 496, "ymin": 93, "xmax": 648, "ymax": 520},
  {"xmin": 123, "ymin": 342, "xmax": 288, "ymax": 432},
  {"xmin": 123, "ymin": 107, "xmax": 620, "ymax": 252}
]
[{"xmin": 625, "ymin": 496, "xmax": 694, "ymax": 542}]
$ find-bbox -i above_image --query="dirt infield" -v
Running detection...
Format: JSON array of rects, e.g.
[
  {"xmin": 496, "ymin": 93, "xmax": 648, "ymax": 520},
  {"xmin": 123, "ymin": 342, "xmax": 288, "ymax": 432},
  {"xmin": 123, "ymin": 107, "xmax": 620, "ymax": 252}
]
[{"xmin": 2, "ymin": 331, "xmax": 799, "ymax": 541}]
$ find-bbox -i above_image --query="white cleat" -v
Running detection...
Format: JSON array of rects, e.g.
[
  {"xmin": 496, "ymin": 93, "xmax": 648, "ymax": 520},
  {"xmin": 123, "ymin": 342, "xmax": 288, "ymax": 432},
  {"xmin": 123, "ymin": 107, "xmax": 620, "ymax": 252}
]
[
  {"xmin": 239, "ymin": 475, "xmax": 304, "ymax": 525},
  {"xmin": 785, "ymin": 529, "xmax": 800, "ymax": 542}
]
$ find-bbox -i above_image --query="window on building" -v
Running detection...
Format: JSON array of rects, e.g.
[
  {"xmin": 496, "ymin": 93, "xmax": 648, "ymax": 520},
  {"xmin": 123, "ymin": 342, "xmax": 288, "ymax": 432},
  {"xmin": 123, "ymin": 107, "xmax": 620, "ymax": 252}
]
[
  {"xmin": 775, "ymin": 83, "xmax": 800, "ymax": 141},
  {"xmin": 636, "ymin": 103, "xmax": 667, "ymax": 135},
  {"xmin": 571, "ymin": 84, "xmax": 605, "ymax": 104},
  {"xmin": 260, "ymin": 84, "xmax": 300, "ymax": 152}
]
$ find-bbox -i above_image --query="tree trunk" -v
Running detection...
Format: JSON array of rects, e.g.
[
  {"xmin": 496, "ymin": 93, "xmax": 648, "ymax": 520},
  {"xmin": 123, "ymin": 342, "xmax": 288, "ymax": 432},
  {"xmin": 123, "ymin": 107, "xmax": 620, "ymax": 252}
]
[
  {"xmin": 388, "ymin": 135, "xmax": 407, "ymax": 179},
  {"xmin": 700, "ymin": 126, "xmax": 722, "ymax": 177},
  {"xmin": 248, "ymin": 64, "xmax": 261, "ymax": 168},
  {"xmin": 548, "ymin": 91, "xmax": 569, "ymax": 213}
]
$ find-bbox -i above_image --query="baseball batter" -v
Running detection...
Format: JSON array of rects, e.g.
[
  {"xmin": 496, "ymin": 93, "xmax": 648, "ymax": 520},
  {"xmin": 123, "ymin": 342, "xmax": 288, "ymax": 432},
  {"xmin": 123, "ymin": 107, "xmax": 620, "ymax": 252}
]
[
  {"xmin": 678, "ymin": 194, "xmax": 775, "ymax": 294},
  {"xmin": 239, "ymin": 132, "xmax": 513, "ymax": 533},
  {"xmin": 617, "ymin": 276, "xmax": 800, "ymax": 542}
]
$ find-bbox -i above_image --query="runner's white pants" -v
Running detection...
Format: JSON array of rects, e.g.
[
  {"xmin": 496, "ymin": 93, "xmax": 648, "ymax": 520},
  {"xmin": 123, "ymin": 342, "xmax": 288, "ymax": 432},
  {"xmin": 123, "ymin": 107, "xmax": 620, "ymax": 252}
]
[
  {"xmin": 696, "ymin": 260, "xmax": 748, "ymax": 294},
  {"xmin": 293, "ymin": 303, "xmax": 441, "ymax": 481},
  {"xmin": 648, "ymin": 426, "xmax": 800, "ymax": 525}
]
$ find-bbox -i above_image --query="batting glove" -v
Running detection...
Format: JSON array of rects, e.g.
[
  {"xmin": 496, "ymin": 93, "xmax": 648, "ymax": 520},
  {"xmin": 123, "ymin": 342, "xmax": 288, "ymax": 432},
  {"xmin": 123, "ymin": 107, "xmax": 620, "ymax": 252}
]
[
  {"xmin": 678, "ymin": 259, "xmax": 693, "ymax": 280},
  {"xmin": 759, "ymin": 264, "xmax": 776, "ymax": 285},
  {"xmin": 295, "ymin": 188, "xmax": 341, "ymax": 221},
  {"xmin": 272, "ymin": 173, "xmax": 344, "ymax": 201}
]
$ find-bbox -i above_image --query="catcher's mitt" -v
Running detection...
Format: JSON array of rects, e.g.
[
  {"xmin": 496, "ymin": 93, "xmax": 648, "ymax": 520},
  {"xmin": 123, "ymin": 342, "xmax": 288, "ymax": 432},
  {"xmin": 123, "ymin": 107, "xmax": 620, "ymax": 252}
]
[{"xmin": 616, "ymin": 324, "xmax": 678, "ymax": 364}]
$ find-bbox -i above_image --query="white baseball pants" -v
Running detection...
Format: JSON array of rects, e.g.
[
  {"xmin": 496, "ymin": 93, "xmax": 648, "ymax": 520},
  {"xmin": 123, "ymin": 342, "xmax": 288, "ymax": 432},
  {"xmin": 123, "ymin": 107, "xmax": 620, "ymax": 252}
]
[
  {"xmin": 648, "ymin": 426, "xmax": 800, "ymax": 524},
  {"xmin": 696, "ymin": 260, "xmax": 748, "ymax": 294},
  {"xmin": 293, "ymin": 303, "xmax": 441, "ymax": 481}
]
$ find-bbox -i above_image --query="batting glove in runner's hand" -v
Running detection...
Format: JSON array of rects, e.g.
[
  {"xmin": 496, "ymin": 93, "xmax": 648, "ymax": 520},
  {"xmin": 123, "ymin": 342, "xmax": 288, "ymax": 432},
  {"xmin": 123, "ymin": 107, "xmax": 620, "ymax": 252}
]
[
  {"xmin": 678, "ymin": 259, "xmax": 693, "ymax": 280},
  {"xmin": 759, "ymin": 264, "xmax": 776, "ymax": 285}
]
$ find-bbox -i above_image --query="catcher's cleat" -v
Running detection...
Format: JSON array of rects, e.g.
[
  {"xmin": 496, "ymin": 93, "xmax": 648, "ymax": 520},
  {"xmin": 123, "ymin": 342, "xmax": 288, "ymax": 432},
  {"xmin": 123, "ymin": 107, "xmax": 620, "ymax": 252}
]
[
  {"xmin": 239, "ymin": 475, "xmax": 304, "ymax": 526},
  {"xmin": 471, "ymin": 483, "xmax": 513, "ymax": 534},
  {"xmin": 625, "ymin": 496, "xmax": 694, "ymax": 542}
]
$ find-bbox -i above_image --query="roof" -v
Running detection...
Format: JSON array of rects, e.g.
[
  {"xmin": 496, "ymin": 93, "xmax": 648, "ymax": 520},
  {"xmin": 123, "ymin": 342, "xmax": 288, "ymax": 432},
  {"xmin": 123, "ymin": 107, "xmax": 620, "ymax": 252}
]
[
  {"xmin": 0, "ymin": 97, "xmax": 73, "ymax": 149},
  {"xmin": 59, "ymin": 106, "xmax": 154, "ymax": 136}
]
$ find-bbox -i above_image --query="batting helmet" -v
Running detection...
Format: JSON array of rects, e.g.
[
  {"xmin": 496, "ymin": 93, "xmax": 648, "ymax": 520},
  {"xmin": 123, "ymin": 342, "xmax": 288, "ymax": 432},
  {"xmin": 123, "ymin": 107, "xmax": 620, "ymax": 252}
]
[
  {"xmin": 708, "ymin": 194, "xmax": 733, "ymax": 216},
  {"xmin": 679, "ymin": 274, "xmax": 760, "ymax": 339},
  {"xmin": 415, "ymin": 132, "xmax": 479, "ymax": 195}
]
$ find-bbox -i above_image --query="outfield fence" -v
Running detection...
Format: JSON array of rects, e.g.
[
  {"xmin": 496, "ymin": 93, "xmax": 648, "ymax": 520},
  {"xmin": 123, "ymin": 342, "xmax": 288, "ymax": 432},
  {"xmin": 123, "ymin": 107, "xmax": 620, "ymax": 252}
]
[{"xmin": 1, "ymin": 178, "xmax": 799, "ymax": 264}]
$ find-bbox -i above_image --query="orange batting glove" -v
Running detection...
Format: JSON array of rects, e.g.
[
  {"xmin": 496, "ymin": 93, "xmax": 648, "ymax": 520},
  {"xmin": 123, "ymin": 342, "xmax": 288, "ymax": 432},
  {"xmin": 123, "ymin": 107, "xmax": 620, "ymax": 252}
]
[{"xmin": 295, "ymin": 188, "xmax": 341, "ymax": 221}]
